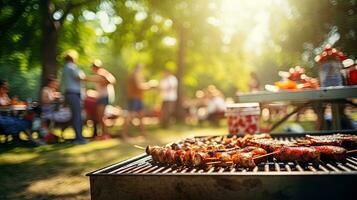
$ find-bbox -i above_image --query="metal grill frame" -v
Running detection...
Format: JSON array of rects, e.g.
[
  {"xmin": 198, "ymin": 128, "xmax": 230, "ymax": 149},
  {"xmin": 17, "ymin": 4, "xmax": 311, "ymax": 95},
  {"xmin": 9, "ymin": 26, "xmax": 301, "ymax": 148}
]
[{"xmin": 87, "ymin": 132, "xmax": 357, "ymax": 200}]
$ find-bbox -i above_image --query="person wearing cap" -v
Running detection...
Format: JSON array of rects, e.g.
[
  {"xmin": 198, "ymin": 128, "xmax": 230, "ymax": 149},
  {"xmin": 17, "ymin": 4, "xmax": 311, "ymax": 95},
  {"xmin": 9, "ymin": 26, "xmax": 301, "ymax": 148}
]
[
  {"xmin": 61, "ymin": 49, "xmax": 87, "ymax": 144},
  {"xmin": 85, "ymin": 59, "xmax": 116, "ymax": 140}
]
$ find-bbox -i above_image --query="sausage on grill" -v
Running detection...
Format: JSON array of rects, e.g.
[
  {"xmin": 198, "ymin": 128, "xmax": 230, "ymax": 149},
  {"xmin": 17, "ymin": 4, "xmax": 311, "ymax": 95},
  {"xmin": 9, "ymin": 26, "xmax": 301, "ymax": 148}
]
[
  {"xmin": 275, "ymin": 146, "xmax": 320, "ymax": 162},
  {"xmin": 313, "ymin": 145, "xmax": 347, "ymax": 161}
]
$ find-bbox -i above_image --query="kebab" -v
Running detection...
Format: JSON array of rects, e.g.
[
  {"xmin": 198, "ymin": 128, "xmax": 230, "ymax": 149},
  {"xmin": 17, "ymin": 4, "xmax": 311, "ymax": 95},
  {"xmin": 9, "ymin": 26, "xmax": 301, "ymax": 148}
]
[
  {"xmin": 193, "ymin": 146, "xmax": 268, "ymax": 168},
  {"xmin": 302, "ymin": 134, "xmax": 357, "ymax": 149},
  {"xmin": 144, "ymin": 133, "xmax": 357, "ymax": 168},
  {"xmin": 238, "ymin": 137, "xmax": 349, "ymax": 162},
  {"xmin": 147, "ymin": 145, "xmax": 268, "ymax": 168}
]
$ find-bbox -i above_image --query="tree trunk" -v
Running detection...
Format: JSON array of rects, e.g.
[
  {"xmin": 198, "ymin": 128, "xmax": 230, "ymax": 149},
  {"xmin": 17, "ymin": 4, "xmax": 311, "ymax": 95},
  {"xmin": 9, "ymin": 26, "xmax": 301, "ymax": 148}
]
[
  {"xmin": 175, "ymin": 25, "xmax": 186, "ymax": 121},
  {"xmin": 40, "ymin": 0, "xmax": 59, "ymax": 87}
]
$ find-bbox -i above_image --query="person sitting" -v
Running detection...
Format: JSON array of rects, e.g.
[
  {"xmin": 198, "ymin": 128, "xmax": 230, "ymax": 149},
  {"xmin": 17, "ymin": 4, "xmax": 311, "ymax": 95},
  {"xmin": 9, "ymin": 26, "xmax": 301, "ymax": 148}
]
[
  {"xmin": 40, "ymin": 75, "xmax": 70, "ymax": 142},
  {"xmin": 41, "ymin": 75, "xmax": 62, "ymax": 118},
  {"xmin": 0, "ymin": 79, "xmax": 11, "ymax": 107},
  {"xmin": 0, "ymin": 80, "xmax": 45, "ymax": 145},
  {"xmin": 206, "ymin": 86, "xmax": 226, "ymax": 126}
]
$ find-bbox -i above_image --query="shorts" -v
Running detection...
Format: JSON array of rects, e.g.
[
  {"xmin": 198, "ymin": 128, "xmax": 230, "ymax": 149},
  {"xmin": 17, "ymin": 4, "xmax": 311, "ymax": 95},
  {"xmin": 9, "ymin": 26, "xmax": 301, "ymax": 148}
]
[
  {"xmin": 128, "ymin": 99, "xmax": 144, "ymax": 112},
  {"xmin": 97, "ymin": 96, "xmax": 109, "ymax": 105}
]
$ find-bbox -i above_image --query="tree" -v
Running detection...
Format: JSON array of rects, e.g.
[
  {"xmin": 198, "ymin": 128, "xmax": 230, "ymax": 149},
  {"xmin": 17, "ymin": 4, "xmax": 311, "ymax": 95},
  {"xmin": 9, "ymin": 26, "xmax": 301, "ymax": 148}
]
[
  {"xmin": 39, "ymin": 0, "xmax": 99, "ymax": 86},
  {"xmin": 0, "ymin": 0, "xmax": 100, "ymax": 88},
  {"xmin": 270, "ymin": 0, "xmax": 357, "ymax": 62},
  {"xmin": 147, "ymin": 0, "xmax": 223, "ymax": 120}
]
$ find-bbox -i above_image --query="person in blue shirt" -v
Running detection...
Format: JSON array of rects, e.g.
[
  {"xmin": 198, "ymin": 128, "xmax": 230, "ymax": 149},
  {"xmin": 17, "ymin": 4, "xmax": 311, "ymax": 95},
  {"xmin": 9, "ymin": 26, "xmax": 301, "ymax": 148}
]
[{"xmin": 62, "ymin": 49, "xmax": 87, "ymax": 144}]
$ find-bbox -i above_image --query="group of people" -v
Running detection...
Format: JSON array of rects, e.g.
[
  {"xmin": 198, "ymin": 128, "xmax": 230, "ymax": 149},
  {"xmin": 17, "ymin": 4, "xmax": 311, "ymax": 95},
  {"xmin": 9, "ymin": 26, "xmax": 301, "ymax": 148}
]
[
  {"xmin": 122, "ymin": 64, "xmax": 178, "ymax": 139},
  {"xmin": 52, "ymin": 50, "xmax": 116, "ymax": 144},
  {"xmin": 0, "ymin": 79, "xmax": 42, "ymax": 144},
  {"xmin": 184, "ymin": 85, "xmax": 226, "ymax": 126},
  {"xmin": 0, "ymin": 48, "xmax": 181, "ymax": 145},
  {"xmin": 0, "ymin": 49, "xmax": 116, "ymax": 145}
]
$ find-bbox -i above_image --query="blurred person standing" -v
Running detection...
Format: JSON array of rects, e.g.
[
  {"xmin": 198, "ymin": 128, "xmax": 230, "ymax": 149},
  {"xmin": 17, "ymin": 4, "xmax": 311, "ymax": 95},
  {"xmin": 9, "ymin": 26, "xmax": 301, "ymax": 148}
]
[
  {"xmin": 248, "ymin": 72, "xmax": 260, "ymax": 93},
  {"xmin": 85, "ymin": 59, "xmax": 116, "ymax": 140},
  {"xmin": 159, "ymin": 69, "xmax": 177, "ymax": 128},
  {"xmin": 61, "ymin": 49, "xmax": 87, "ymax": 144},
  {"xmin": 123, "ymin": 63, "xmax": 157, "ymax": 138}
]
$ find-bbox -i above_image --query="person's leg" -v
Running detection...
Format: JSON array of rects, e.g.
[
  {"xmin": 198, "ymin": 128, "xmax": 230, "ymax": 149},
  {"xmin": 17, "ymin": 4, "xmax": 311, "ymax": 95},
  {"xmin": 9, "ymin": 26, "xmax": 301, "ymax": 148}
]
[
  {"xmin": 96, "ymin": 104, "xmax": 109, "ymax": 136},
  {"xmin": 66, "ymin": 93, "xmax": 84, "ymax": 141},
  {"xmin": 135, "ymin": 99, "xmax": 146, "ymax": 136},
  {"xmin": 138, "ymin": 111, "xmax": 146, "ymax": 137},
  {"xmin": 122, "ymin": 100, "xmax": 134, "ymax": 139},
  {"xmin": 93, "ymin": 120, "xmax": 98, "ymax": 137},
  {"xmin": 122, "ymin": 111, "xmax": 132, "ymax": 139},
  {"xmin": 168, "ymin": 101, "xmax": 176, "ymax": 125},
  {"xmin": 160, "ymin": 101, "xmax": 169, "ymax": 128}
]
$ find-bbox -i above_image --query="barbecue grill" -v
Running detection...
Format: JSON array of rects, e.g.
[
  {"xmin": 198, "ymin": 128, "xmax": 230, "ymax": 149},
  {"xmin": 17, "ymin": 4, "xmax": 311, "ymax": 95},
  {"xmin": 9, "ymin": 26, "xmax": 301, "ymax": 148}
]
[{"xmin": 87, "ymin": 133, "xmax": 357, "ymax": 200}]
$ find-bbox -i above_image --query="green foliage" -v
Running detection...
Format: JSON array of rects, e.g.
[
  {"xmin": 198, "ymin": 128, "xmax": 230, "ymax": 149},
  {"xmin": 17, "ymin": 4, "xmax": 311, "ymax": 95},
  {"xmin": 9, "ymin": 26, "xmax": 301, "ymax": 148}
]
[{"xmin": 0, "ymin": 0, "xmax": 356, "ymax": 105}]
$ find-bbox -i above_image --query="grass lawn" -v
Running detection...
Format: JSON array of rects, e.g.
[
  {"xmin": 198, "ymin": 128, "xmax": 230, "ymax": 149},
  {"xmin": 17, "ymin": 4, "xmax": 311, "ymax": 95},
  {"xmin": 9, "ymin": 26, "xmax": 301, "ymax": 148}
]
[{"xmin": 0, "ymin": 124, "xmax": 228, "ymax": 200}]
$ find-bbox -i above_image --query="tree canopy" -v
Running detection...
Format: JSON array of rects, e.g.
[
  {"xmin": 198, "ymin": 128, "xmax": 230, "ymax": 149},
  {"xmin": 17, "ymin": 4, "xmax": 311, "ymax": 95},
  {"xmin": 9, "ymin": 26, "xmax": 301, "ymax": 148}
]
[{"xmin": 0, "ymin": 0, "xmax": 356, "ymax": 107}]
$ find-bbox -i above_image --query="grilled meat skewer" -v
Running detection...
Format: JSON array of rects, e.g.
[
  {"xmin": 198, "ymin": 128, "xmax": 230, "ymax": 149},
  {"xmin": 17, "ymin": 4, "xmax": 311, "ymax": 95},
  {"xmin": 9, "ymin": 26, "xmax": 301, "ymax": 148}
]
[
  {"xmin": 313, "ymin": 145, "xmax": 347, "ymax": 161},
  {"xmin": 275, "ymin": 146, "xmax": 320, "ymax": 162},
  {"xmin": 145, "ymin": 133, "xmax": 355, "ymax": 169}
]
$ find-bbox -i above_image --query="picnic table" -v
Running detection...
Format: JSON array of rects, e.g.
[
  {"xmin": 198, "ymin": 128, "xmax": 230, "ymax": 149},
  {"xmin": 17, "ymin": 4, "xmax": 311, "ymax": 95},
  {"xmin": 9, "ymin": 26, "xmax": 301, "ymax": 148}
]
[{"xmin": 235, "ymin": 86, "xmax": 357, "ymax": 132}]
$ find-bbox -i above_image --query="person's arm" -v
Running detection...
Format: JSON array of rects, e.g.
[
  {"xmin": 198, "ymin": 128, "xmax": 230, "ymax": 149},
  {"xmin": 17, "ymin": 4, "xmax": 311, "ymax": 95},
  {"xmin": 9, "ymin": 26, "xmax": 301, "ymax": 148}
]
[
  {"xmin": 41, "ymin": 87, "xmax": 52, "ymax": 104},
  {"xmin": 135, "ymin": 74, "xmax": 150, "ymax": 90},
  {"xmin": 70, "ymin": 63, "xmax": 86, "ymax": 81}
]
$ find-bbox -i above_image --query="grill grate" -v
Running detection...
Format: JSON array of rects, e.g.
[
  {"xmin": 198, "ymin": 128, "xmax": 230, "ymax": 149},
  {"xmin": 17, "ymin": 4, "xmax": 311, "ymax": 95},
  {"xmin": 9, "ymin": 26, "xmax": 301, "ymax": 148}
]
[
  {"xmin": 92, "ymin": 135, "xmax": 357, "ymax": 176},
  {"xmin": 94, "ymin": 155, "xmax": 357, "ymax": 175}
]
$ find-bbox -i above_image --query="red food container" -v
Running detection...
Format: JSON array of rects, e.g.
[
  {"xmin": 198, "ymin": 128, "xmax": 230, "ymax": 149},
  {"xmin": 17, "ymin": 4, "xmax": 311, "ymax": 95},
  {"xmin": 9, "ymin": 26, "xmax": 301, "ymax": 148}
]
[
  {"xmin": 225, "ymin": 103, "xmax": 260, "ymax": 135},
  {"xmin": 346, "ymin": 66, "xmax": 357, "ymax": 85}
]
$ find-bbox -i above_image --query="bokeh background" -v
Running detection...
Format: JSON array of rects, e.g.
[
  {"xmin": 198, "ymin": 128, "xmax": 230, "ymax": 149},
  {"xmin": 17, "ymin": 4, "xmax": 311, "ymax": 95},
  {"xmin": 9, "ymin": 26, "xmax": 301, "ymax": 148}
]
[
  {"xmin": 0, "ymin": 0, "xmax": 356, "ymax": 199},
  {"xmin": 1, "ymin": 0, "xmax": 356, "ymax": 109}
]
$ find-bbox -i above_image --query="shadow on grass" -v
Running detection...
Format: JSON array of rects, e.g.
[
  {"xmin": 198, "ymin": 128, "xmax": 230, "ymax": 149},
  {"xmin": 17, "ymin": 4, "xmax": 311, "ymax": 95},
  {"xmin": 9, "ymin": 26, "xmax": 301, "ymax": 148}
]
[
  {"xmin": 0, "ymin": 124, "xmax": 227, "ymax": 200},
  {"xmin": 0, "ymin": 140, "xmax": 141, "ymax": 199}
]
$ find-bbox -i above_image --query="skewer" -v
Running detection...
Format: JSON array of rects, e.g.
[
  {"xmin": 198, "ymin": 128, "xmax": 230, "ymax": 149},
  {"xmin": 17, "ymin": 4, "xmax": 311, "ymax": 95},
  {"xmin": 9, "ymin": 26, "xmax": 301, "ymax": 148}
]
[
  {"xmin": 347, "ymin": 149, "xmax": 357, "ymax": 154},
  {"xmin": 205, "ymin": 157, "xmax": 220, "ymax": 160},
  {"xmin": 253, "ymin": 151, "xmax": 278, "ymax": 160},
  {"xmin": 133, "ymin": 145, "xmax": 146, "ymax": 150},
  {"xmin": 205, "ymin": 161, "xmax": 222, "ymax": 165},
  {"xmin": 216, "ymin": 147, "xmax": 240, "ymax": 152}
]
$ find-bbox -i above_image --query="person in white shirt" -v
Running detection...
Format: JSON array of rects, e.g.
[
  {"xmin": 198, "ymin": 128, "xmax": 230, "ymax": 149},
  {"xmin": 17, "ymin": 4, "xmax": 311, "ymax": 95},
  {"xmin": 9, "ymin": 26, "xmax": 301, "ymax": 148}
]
[{"xmin": 159, "ymin": 69, "xmax": 178, "ymax": 128}]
